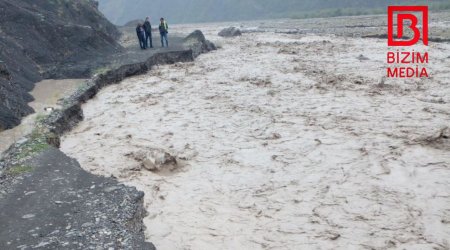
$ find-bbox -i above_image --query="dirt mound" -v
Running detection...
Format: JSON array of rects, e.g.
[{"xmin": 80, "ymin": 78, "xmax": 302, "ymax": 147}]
[{"xmin": 123, "ymin": 19, "xmax": 145, "ymax": 27}]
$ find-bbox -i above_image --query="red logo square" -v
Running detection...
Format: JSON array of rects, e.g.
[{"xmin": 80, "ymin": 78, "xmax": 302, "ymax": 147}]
[{"xmin": 388, "ymin": 6, "xmax": 428, "ymax": 46}]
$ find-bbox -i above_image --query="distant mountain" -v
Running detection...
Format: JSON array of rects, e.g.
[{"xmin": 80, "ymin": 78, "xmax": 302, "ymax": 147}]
[
  {"xmin": 0, "ymin": 0, "xmax": 121, "ymax": 130},
  {"xmin": 97, "ymin": 0, "xmax": 450, "ymax": 25}
]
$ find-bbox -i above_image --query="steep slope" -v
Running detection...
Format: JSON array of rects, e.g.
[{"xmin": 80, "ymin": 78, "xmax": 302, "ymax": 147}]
[{"xmin": 0, "ymin": 0, "xmax": 122, "ymax": 130}]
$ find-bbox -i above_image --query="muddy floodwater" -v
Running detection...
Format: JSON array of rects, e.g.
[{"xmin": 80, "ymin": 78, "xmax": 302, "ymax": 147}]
[
  {"xmin": 62, "ymin": 17, "xmax": 450, "ymax": 250},
  {"xmin": 0, "ymin": 79, "xmax": 85, "ymax": 154}
]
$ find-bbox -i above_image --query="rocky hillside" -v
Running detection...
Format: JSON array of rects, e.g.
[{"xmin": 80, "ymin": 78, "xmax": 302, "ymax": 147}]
[{"xmin": 0, "ymin": 0, "xmax": 122, "ymax": 130}]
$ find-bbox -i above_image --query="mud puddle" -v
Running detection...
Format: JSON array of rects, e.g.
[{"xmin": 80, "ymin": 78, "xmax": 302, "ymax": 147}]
[{"xmin": 0, "ymin": 79, "xmax": 85, "ymax": 154}]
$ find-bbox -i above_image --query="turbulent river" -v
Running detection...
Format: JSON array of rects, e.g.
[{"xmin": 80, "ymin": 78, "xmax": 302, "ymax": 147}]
[{"xmin": 61, "ymin": 17, "xmax": 450, "ymax": 249}]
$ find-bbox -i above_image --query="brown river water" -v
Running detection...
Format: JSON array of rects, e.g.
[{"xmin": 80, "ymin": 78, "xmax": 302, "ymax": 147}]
[{"xmin": 0, "ymin": 79, "xmax": 85, "ymax": 154}]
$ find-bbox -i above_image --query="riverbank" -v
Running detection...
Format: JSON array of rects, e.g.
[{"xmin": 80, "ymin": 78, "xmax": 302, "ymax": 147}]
[{"xmin": 0, "ymin": 30, "xmax": 215, "ymax": 249}]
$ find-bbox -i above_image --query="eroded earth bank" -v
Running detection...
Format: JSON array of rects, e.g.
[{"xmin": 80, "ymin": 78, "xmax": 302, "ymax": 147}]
[{"xmin": 62, "ymin": 17, "xmax": 450, "ymax": 249}]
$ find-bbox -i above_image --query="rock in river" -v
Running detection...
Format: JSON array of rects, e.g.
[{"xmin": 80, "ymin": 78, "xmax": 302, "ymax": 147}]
[{"xmin": 218, "ymin": 27, "xmax": 242, "ymax": 37}]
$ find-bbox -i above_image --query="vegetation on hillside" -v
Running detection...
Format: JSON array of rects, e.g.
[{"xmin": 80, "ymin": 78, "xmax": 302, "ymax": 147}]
[{"xmin": 97, "ymin": 0, "xmax": 450, "ymax": 24}]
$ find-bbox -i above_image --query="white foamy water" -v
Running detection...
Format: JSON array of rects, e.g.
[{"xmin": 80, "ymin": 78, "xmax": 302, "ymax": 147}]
[{"xmin": 61, "ymin": 21, "xmax": 450, "ymax": 249}]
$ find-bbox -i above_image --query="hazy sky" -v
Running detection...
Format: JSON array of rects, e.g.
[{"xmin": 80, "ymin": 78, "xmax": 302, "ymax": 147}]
[{"xmin": 96, "ymin": 0, "xmax": 440, "ymax": 25}]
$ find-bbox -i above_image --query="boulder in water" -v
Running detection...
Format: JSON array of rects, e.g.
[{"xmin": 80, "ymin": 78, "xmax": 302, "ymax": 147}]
[
  {"xmin": 129, "ymin": 149, "xmax": 179, "ymax": 172},
  {"xmin": 218, "ymin": 27, "xmax": 242, "ymax": 37},
  {"xmin": 184, "ymin": 30, "xmax": 217, "ymax": 58}
]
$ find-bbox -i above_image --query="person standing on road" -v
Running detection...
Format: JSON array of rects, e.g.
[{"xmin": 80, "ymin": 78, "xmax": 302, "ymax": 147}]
[
  {"xmin": 143, "ymin": 17, "xmax": 153, "ymax": 48},
  {"xmin": 159, "ymin": 18, "xmax": 169, "ymax": 47},
  {"xmin": 136, "ymin": 23, "xmax": 146, "ymax": 49}
]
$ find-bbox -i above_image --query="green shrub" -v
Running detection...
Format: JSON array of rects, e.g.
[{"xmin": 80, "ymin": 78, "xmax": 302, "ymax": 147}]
[{"xmin": 6, "ymin": 165, "xmax": 33, "ymax": 176}]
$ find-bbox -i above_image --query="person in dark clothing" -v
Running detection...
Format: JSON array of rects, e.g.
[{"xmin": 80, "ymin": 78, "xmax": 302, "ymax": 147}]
[
  {"xmin": 159, "ymin": 18, "xmax": 169, "ymax": 47},
  {"xmin": 136, "ymin": 23, "xmax": 146, "ymax": 49},
  {"xmin": 143, "ymin": 17, "xmax": 153, "ymax": 48}
]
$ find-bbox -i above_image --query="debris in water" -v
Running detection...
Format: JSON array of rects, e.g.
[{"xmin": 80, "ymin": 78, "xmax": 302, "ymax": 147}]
[{"xmin": 128, "ymin": 149, "xmax": 179, "ymax": 172}]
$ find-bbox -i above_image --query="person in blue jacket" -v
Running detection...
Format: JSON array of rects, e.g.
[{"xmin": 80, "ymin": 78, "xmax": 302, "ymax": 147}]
[
  {"xmin": 136, "ymin": 23, "xmax": 146, "ymax": 49},
  {"xmin": 159, "ymin": 18, "xmax": 169, "ymax": 47}
]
